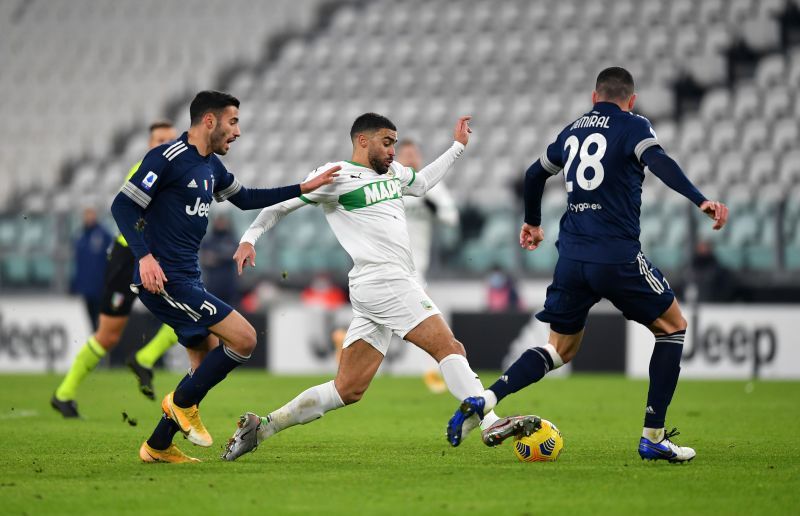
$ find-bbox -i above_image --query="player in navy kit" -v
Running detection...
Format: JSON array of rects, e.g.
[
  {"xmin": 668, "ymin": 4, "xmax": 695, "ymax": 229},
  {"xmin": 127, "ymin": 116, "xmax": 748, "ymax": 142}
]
[
  {"xmin": 447, "ymin": 68, "xmax": 729, "ymax": 462},
  {"xmin": 111, "ymin": 90, "xmax": 339, "ymax": 462}
]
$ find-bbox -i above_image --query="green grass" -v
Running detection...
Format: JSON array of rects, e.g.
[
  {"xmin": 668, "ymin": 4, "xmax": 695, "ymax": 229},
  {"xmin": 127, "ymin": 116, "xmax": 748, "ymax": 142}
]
[{"xmin": 1, "ymin": 371, "xmax": 798, "ymax": 515}]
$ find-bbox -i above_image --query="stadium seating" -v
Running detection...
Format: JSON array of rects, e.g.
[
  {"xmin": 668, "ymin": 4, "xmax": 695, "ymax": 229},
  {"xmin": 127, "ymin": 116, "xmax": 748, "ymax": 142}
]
[{"xmin": 1, "ymin": 0, "xmax": 799, "ymax": 290}]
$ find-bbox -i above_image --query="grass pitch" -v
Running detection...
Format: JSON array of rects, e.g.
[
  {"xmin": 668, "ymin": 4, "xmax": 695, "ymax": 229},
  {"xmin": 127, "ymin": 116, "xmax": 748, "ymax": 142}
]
[{"xmin": 1, "ymin": 371, "xmax": 798, "ymax": 515}]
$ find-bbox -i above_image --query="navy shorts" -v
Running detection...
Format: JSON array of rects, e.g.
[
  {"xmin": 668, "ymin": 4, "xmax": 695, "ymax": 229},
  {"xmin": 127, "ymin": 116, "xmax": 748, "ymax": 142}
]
[
  {"xmin": 135, "ymin": 277, "xmax": 233, "ymax": 348},
  {"xmin": 535, "ymin": 252, "xmax": 675, "ymax": 335}
]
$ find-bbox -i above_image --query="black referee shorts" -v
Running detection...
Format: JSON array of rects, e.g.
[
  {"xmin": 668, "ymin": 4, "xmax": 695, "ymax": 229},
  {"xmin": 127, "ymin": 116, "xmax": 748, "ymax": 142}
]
[{"xmin": 99, "ymin": 240, "xmax": 138, "ymax": 317}]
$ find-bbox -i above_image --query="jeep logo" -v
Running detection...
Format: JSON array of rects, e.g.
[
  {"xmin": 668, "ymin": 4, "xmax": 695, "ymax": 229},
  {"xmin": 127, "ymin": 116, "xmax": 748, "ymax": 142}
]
[
  {"xmin": 685, "ymin": 322, "xmax": 777, "ymax": 377},
  {"xmin": 185, "ymin": 197, "xmax": 210, "ymax": 217}
]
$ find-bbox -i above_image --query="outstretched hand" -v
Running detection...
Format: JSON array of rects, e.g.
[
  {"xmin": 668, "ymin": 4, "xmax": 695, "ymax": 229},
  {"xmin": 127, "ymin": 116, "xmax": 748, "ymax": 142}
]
[
  {"xmin": 453, "ymin": 116, "xmax": 472, "ymax": 146},
  {"xmin": 301, "ymin": 165, "xmax": 340, "ymax": 194},
  {"xmin": 233, "ymin": 242, "xmax": 256, "ymax": 275},
  {"xmin": 699, "ymin": 200, "xmax": 729, "ymax": 230},
  {"xmin": 519, "ymin": 223, "xmax": 544, "ymax": 251}
]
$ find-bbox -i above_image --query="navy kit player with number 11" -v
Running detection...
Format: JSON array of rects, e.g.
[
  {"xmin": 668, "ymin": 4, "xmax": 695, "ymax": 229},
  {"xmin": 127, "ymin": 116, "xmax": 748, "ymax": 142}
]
[
  {"xmin": 111, "ymin": 90, "xmax": 339, "ymax": 463},
  {"xmin": 447, "ymin": 67, "xmax": 729, "ymax": 462}
]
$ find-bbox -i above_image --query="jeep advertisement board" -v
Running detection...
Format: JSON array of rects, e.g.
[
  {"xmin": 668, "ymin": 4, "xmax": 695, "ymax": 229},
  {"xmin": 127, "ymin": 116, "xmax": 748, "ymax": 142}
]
[
  {"xmin": 0, "ymin": 297, "xmax": 91, "ymax": 372},
  {"xmin": 627, "ymin": 305, "xmax": 800, "ymax": 379}
]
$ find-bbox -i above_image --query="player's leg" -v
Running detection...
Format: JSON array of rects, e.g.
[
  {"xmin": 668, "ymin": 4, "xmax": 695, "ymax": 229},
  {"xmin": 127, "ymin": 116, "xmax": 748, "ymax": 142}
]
[
  {"xmin": 52, "ymin": 241, "xmax": 140, "ymax": 416},
  {"xmin": 597, "ymin": 253, "xmax": 694, "ymax": 462},
  {"xmin": 135, "ymin": 280, "xmax": 236, "ymax": 447},
  {"xmin": 638, "ymin": 298, "xmax": 694, "ymax": 462},
  {"xmin": 141, "ymin": 337, "xmax": 215, "ymax": 463},
  {"xmin": 159, "ymin": 310, "xmax": 248, "ymax": 447},
  {"xmin": 400, "ymin": 314, "xmax": 500, "ymax": 444},
  {"xmin": 127, "ymin": 323, "xmax": 179, "ymax": 400},
  {"xmin": 477, "ymin": 328, "xmax": 583, "ymax": 447},
  {"xmin": 51, "ymin": 313, "xmax": 129, "ymax": 417},
  {"xmin": 222, "ymin": 319, "xmax": 387, "ymax": 461},
  {"xmin": 261, "ymin": 340, "xmax": 380, "ymax": 436},
  {"xmin": 450, "ymin": 256, "xmax": 597, "ymax": 446}
]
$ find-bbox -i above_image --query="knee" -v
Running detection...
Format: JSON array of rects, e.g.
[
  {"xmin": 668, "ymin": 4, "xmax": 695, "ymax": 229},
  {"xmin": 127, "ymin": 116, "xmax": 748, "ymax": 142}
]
[
  {"xmin": 228, "ymin": 323, "xmax": 257, "ymax": 356},
  {"xmin": 449, "ymin": 338, "xmax": 466, "ymax": 357},
  {"xmin": 432, "ymin": 338, "xmax": 465, "ymax": 362},
  {"xmin": 653, "ymin": 315, "xmax": 688, "ymax": 336}
]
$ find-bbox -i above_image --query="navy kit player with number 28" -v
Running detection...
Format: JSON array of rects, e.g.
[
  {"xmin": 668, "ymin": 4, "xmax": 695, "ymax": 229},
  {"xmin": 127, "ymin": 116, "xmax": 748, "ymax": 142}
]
[
  {"xmin": 447, "ymin": 67, "xmax": 729, "ymax": 463},
  {"xmin": 111, "ymin": 91, "xmax": 339, "ymax": 463}
]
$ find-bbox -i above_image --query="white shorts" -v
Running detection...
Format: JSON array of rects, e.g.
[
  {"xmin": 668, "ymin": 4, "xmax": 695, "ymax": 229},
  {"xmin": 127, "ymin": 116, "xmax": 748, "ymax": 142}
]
[{"xmin": 343, "ymin": 276, "xmax": 441, "ymax": 356}]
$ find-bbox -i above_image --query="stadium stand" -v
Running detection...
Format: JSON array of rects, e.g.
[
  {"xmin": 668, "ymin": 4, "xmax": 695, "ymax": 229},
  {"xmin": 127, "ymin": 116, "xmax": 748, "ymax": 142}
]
[{"xmin": 2, "ymin": 0, "xmax": 799, "ymax": 291}]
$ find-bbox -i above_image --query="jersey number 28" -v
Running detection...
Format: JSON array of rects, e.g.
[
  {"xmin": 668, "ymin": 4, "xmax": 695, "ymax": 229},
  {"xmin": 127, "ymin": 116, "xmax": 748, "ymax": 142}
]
[{"xmin": 563, "ymin": 133, "xmax": 607, "ymax": 192}]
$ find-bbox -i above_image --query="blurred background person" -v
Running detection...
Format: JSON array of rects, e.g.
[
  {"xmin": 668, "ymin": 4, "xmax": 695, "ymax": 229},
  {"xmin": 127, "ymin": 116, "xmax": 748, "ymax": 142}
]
[
  {"xmin": 396, "ymin": 139, "xmax": 460, "ymax": 393},
  {"xmin": 399, "ymin": 139, "xmax": 461, "ymax": 286},
  {"xmin": 687, "ymin": 240, "xmax": 739, "ymax": 302},
  {"xmin": 200, "ymin": 214, "xmax": 242, "ymax": 307},
  {"xmin": 71, "ymin": 207, "xmax": 113, "ymax": 331},
  {"xmin": 301, "ymin": 272, "xmax": 347, "ymax": 310},
  {"xmin": 52, "ymin": 121, "xmax": 179, "ymax": 418},
  {"xmin": 486, "ymin": 265, "xmax": 523, "ymax": 312}
]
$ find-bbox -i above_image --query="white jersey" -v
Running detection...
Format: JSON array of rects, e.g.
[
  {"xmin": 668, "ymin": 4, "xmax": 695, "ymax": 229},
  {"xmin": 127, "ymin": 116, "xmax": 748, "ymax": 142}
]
[
  {"xmin": 241, "ymin": 141, "xmax": 465, "ymax": 285},
  {"xmin": 300, "ymin": 159, "xmax": 418, "ymax": 283}
]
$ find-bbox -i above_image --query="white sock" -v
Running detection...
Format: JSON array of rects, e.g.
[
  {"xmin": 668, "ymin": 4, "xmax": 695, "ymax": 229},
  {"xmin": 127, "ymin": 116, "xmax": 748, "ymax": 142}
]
[
  {"xmin": 479, "ymin": 410, "xmax": 500, "ymax": 430},
  {"xmin": 439, "ymin": 354, "xmax": 500, "ymax": 435},
  {"xmin": 481, "ymin": 389, "xmax": 498, "ymax": 411},
  {"xmin": 258, "ymin": 380, "xmax": 344, "ymax": 442},
  {"xmin": 643, "ymin": 427, "xmax": 665, "ymax": 442},
  {"xmin": 438, "ymin": 354, "xmax": 485, "ymax": 401}
]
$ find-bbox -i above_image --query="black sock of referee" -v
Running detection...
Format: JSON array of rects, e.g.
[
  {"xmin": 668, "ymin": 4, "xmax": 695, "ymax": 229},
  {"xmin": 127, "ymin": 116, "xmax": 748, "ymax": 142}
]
[
  {"xmin": 172, "ymin": 344, "xmax": 249, "ymax": 408},
  {"xmin": 147, "ymin": 373, "xmax": 192, "ymax": 450},
  {"xmin": 644, "ymin": 330, "xmax": 685, "ymax": 430},
  {"xmin": 488, "ymin": 346, "xmax": 563, "ymax": 403}
]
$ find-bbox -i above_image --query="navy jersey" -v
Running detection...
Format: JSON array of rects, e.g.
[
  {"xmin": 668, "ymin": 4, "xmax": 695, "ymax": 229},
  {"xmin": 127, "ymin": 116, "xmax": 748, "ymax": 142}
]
[
  {"xmin": 118, "ymin": 132, "xmax": 243, "ymax": 281},
  {"xmin": 539, "ymin": 102, "xmax": 660, "ymax": 264}
]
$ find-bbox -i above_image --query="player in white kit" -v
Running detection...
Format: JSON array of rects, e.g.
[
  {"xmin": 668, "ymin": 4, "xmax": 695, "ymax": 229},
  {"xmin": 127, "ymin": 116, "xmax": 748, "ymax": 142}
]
[{"xmin": 222, "ymin": 113, "xmax": 499, "ymax": 460}]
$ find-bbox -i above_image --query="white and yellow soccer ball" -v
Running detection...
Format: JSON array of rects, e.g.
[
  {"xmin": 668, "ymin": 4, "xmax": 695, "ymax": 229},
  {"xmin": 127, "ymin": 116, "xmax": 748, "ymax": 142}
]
[{"xmin": 512, "ymin": 419, "xmax": 564, "ymax": 462}]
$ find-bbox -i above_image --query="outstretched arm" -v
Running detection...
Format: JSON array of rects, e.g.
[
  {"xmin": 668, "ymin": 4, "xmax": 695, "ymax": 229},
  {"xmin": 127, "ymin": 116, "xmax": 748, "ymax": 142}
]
[
  {"xmin": 233, "ymin": 197, "xmax": 307, "ymax": 274},
  {"xmin": 641, "ymin": 146, "xmax": 728, "ymax": 230},
  {"xmin": 223, "ymin": 166, "xmax": 340, "ymax": 210},
  {"xmin": 404, "ymin": 116, "xmax": 471, "ymax": 197}
]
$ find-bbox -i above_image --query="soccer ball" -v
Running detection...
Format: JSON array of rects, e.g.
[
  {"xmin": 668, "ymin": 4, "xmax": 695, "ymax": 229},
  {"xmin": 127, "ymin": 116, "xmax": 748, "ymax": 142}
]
[{"xmin": 512, "ymin": 419, "xmax": 564, "ymax": 462}]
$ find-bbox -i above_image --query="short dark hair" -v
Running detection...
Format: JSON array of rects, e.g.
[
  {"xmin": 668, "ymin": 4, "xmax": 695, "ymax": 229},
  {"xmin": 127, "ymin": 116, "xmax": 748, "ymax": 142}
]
[
  {"xmin": 148, "ymin": 119, "xmax": 174, "ymax": 132},
  {"xmin": 350, "ymin": 113, "xmax": 396, "ymax": 140},
  {"xmin": 189, "ymin": 90, "xmax": 240, "ymax": 125},
  {"xmin": 595, "ymin": 67, "xmax": 635, "ymax": 101}
]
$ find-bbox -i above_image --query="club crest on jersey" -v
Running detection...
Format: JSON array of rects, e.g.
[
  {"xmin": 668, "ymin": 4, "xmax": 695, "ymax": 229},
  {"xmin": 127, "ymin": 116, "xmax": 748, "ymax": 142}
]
[
  {"xmin": 141, "ymin": 171, "xmax": 158, "ymax": 190},
  {"xmin": 203, "ymin": 179, "xmax": 209, "ymax": 191}
]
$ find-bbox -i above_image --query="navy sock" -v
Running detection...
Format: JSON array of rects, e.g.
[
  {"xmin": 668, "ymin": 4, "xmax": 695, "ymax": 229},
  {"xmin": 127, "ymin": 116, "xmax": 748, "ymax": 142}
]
[
  {"xmin": 488, "ymin": 348, "xmax": 554, "ymax": 403},
  {"xmin": 173, "ymin": 345, "xmax": 248, "ymax": 408},
  {"xmin": 147, "ymin": 373, "xmax": 191, "ymax": 450},
  {"xmin": 644, "ymin": 330, "xmax": 685, "ymax": 429}
]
